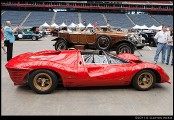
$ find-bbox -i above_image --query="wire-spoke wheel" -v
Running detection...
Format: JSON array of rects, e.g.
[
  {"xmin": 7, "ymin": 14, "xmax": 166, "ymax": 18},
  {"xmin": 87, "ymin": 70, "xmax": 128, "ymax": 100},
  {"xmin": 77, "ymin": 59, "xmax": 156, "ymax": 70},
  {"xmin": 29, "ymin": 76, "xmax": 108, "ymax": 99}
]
[
  {"xmin": 29, "ymin": 69, "xmax": 58, "ymax": 94},
  {"xmin": 132, "ymin": 70, "xmax": 156, "ymax": 91}
]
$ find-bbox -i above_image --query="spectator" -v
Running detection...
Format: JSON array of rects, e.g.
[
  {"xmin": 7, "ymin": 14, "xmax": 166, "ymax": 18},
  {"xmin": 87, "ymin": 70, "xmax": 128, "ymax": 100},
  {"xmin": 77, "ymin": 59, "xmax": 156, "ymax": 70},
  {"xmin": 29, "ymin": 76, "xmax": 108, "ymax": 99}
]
[
  {"xmin": 154, "ymin": 26, "xmax": 168, "ymax": 64},
  {"xmin": 107, "ymin": 23, "xmax": 111, "ymax": 31},
  {"xmin": 4, "ymin": 21, "xmax": 18, "ymax": 61},
  {"xmin": 1, "ymin": 25, "xmax": 7, "ymax": 54},
  {"xmin": 166, "ymin": 27, "xmax": 173, "ymax": 65},
  {"xmin": 83, "ymin": 21, "xmax": 87, "ymax": 27},
  {"xmin": 94, "ymin": 21, "xmax": 98, "ymax": 28},
  {"xmin": 35, "ymin": 27, "xmax": 39, "ymax": 34}
]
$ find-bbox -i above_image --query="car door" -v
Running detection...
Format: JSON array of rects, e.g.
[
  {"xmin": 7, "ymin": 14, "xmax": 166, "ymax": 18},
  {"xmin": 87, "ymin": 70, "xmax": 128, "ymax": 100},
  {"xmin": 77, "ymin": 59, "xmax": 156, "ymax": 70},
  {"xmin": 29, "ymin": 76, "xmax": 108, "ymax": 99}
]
[
  {"xmin": 82, "ymin": 53, "xmax": 133, "ymax": 86},
  {"xmin": 69, "ymin": 33, "xmax": 79, "ymax": 43},
  {"xmin": 22, "ymin": 32, "xmax": 28, "ymax": 39},
  {"xmin": 25, "ymin": 31, "xmax": 33, "ymax": 39},
  {"xmin": 80, "ymin": 33, "xmax": 96, "ymax": 44},
  {"xmin": 82, "ymin": 53, "xmax": 117, "ymax": 86},
  {"xmin": 104, "ymin": 53, "xmax": 133, "ymax": 85}
]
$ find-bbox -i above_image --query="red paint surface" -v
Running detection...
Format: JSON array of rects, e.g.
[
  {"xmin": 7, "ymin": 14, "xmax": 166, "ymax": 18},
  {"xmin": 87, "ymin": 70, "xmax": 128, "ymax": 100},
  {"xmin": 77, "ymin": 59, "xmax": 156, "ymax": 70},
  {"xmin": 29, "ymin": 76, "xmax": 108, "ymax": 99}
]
[{"xmin": 5, "ymin": 50, "xmax": 170, "ymax": 87}]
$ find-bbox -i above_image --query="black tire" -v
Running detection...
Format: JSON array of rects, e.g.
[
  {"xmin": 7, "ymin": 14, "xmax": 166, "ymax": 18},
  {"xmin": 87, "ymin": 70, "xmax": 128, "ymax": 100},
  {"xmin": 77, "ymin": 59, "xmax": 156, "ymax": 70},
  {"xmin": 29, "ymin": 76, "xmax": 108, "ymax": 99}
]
[
  {"xmin": 32, "ymin": 36, "xmax": 37, "ymax": 41},
  {"xmin": 55, "ymin": 39, "xmax": 67, "ymax": 50},
  {"xmin": 132, "ymin": 70, "xmax": 156, "ymax": 91},
  {"xmin": 29, "ymin": 69, "xmax": 58, "ymax": 94},
  {"xmin": 149, "ymin": 39, "xmax": 157, "ymax": 47},
  {"xmin": 136, "ymin": 46, "xmax": 144, "ymax": 49},
  {"xmin": 115, "ymin": 43, "xmax": 134, "ymax": 54},
  {"xmin": 96, "ymin": 34, "xmax": 112, "ymax": 50}
]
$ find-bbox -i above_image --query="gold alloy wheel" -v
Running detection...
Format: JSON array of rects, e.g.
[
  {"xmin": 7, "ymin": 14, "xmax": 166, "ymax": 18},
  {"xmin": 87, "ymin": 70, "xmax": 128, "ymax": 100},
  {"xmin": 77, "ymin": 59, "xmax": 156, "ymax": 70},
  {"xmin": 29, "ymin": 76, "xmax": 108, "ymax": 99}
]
[
  {"xmin": 137, "ymin": 72, "xmax": 153, "ymax": 89},
  {"xmin": 33, "ymin": 73, "xmax": 53, "ymax": 91}
]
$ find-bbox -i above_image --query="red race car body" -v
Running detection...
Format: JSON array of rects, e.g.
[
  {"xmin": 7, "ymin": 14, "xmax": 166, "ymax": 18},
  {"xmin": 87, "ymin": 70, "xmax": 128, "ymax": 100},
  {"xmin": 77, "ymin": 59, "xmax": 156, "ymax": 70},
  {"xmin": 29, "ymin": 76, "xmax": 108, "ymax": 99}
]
[{"xmin": 5, "ymin": 50, "xmax": 170, "ymax": 94}]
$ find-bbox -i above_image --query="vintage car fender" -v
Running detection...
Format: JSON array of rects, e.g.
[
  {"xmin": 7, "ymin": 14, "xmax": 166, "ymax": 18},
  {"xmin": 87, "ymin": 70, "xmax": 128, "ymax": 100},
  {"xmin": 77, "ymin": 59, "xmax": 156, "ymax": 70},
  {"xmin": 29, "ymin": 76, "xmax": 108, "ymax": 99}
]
[
  {"xmin": 113, "ymin": 39, "xmax": 136, "ymax": 49},
  {"xmin": 51, "ymin": 37, "xmax": 66, "ymax": 41},
  {"xmin": 51, "ymin": 37, "xmax": 67, "ymax": 45}
]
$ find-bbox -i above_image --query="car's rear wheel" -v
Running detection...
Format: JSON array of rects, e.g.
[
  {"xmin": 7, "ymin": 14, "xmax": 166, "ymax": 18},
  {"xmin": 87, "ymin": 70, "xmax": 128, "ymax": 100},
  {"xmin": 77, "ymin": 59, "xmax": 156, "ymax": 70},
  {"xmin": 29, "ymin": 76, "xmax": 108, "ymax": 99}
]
[
  {"xmin": 115, "ymin": 43, "xmax": 134, "ymax": 54},
  {"xmin": 132, "ymin": 70, "xmax": 156, "ymax": 91},
  {"xmin": 32, "ymin": 36, "xmax": 37, "ymax": 41},
  {"xmin": 29, "ymin": 69, "xmax": 58, "ymax": 94},
  {"xmin": 55, "ymin": 39, "xmax": 67, "ymax": 50},
  {"xmin": 96, "ymin": 35, "xmax": 112, "ymax": 50}
]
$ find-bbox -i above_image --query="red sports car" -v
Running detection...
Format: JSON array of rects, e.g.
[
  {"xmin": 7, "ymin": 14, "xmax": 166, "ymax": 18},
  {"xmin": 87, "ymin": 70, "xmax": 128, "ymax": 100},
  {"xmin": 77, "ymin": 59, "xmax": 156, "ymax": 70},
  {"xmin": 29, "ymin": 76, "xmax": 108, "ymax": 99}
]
[{"xmin": 5, "ymin": 50, "xmax": 170, "ymax": 94}]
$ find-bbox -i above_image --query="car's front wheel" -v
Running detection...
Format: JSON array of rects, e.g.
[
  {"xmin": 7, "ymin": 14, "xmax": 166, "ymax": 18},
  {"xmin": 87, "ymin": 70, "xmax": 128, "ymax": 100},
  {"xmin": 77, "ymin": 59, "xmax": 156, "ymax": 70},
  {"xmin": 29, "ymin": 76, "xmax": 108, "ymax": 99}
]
[
  {"xmin": 132, "ymin": 70, "xmax": 156, "ymax": 91},
  {"xmin": 55, "ymin": 39, "xmax": 67, "ymax": 50},
  {"xmin": 29, "ymin": 69, "xmax": 58, "ymax": 94},
  {"xmin": 32, "ymin": 36, "xmax": 37, "ymax": 41},
  {"xmin": 115, "ymin": 43, "xmax": 134, "ymax": 54}
]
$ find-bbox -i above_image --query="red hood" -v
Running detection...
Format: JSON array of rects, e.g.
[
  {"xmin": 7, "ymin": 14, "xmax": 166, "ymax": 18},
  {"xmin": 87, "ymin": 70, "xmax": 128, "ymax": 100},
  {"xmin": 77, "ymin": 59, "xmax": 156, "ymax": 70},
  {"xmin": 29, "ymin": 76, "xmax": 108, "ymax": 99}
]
[{"xmin": 117, "ymin": 53, "xmax": 142, "ymax": 63}]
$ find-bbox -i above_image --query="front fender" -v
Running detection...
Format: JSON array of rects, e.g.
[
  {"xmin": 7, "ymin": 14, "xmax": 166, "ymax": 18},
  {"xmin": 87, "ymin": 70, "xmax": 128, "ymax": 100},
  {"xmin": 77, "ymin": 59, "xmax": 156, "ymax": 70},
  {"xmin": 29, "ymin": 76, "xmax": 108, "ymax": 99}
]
[
  {"xmin": 114, "ymin": 39, "xmax": 136, "ymax": 49},
  {"xmin": 51, "ymin": 37, "xmax": 67, "ymax": 46},
  {"xmin": 51, "ymin": 37, "xmax": 66, "ymax": 41}
]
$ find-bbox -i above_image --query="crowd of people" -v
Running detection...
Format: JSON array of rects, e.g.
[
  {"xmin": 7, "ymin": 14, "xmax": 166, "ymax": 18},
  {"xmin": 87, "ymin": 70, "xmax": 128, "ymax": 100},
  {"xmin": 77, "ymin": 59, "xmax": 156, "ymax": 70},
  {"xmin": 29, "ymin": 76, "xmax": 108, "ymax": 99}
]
[{"xmin": 1, "ymin": 21, "xmax": 173, "ymax": 66}]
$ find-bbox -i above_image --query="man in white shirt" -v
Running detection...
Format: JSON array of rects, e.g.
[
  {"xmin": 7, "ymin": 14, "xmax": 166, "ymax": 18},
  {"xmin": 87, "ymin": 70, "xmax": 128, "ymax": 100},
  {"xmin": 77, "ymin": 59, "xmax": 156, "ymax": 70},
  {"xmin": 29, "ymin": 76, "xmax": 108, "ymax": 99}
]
[{"xmin": 154, "ymin": 26, "xmax": 167, "ymax": 64}]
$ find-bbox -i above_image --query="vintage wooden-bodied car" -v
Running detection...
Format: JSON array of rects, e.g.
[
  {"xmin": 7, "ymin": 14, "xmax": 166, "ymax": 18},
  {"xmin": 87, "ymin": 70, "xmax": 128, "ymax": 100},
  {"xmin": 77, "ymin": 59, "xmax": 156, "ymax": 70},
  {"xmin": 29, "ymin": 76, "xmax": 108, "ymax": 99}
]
[
  {"xmin": 5, "ymin": 49, "xmax": 170, "ymax": 94},
  {"xmin": 51, "ymin": 30, "xmax": 136, "ymax": 54}
]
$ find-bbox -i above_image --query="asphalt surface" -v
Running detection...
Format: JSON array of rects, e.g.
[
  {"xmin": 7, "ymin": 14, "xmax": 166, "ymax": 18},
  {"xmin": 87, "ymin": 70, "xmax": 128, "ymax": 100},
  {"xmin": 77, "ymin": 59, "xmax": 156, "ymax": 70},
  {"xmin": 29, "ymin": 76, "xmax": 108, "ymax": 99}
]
[{"xmin": 1, "ymin": 36, "xmax": 173, "ymax": 115}]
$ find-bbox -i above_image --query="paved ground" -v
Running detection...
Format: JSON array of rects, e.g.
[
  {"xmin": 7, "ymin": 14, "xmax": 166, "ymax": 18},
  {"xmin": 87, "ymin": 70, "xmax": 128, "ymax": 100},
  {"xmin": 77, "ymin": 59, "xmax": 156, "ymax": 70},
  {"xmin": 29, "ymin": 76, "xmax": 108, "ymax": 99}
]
[{"xmin": 1, "ymin": 36, "xmax": 173, "ymax": 115}]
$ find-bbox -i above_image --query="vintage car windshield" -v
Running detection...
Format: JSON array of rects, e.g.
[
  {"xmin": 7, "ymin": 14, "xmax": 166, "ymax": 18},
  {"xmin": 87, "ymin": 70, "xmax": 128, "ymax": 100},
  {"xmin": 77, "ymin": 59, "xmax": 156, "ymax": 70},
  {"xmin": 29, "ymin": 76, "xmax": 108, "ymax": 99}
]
[{"xmin": 105, "ymin": 52, "xmax": 129, "ymax": 64}]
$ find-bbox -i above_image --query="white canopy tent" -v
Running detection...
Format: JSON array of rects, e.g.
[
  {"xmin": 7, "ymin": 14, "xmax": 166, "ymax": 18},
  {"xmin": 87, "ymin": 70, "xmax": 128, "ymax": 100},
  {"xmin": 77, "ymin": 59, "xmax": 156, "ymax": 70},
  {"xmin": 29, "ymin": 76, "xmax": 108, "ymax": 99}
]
[
  {"xmin": 156, "ymin": 25, "xmax": 162, "ymax": 30},
  {"xmin": 68, "ymin": 22, "xmax": 77, "ymax": 28},
  {"xmin": 60, "ymin": 22, "xmax": 67, "ymax": 27},
  {"xmin": 41, "ymin": 22, "xmax": 50, "ymax": 28},
  {"xmin": 86, "ymin": 23, "xmax": 94, "ymax": 28},
  {"xmin": 148, "ymin": 25, "xmax": 157, "ymax": 30},
  {"xmin": 132, "ymin": 24, "xmax": 149, "ymax": 29},
  {"xmin": 78, "ymin": 23, "xmax": 85, "ymax": 28},
  {"xmin": 50, "ymin": 23, "xmax": 59, "ymax": 28},
  {"xmin": 138, "ymin": 25, "xmax": 149, "ymax": 29},
  {"xmin": 132, "ymin": 24, "xmax": 141, "ymax": 29}
]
